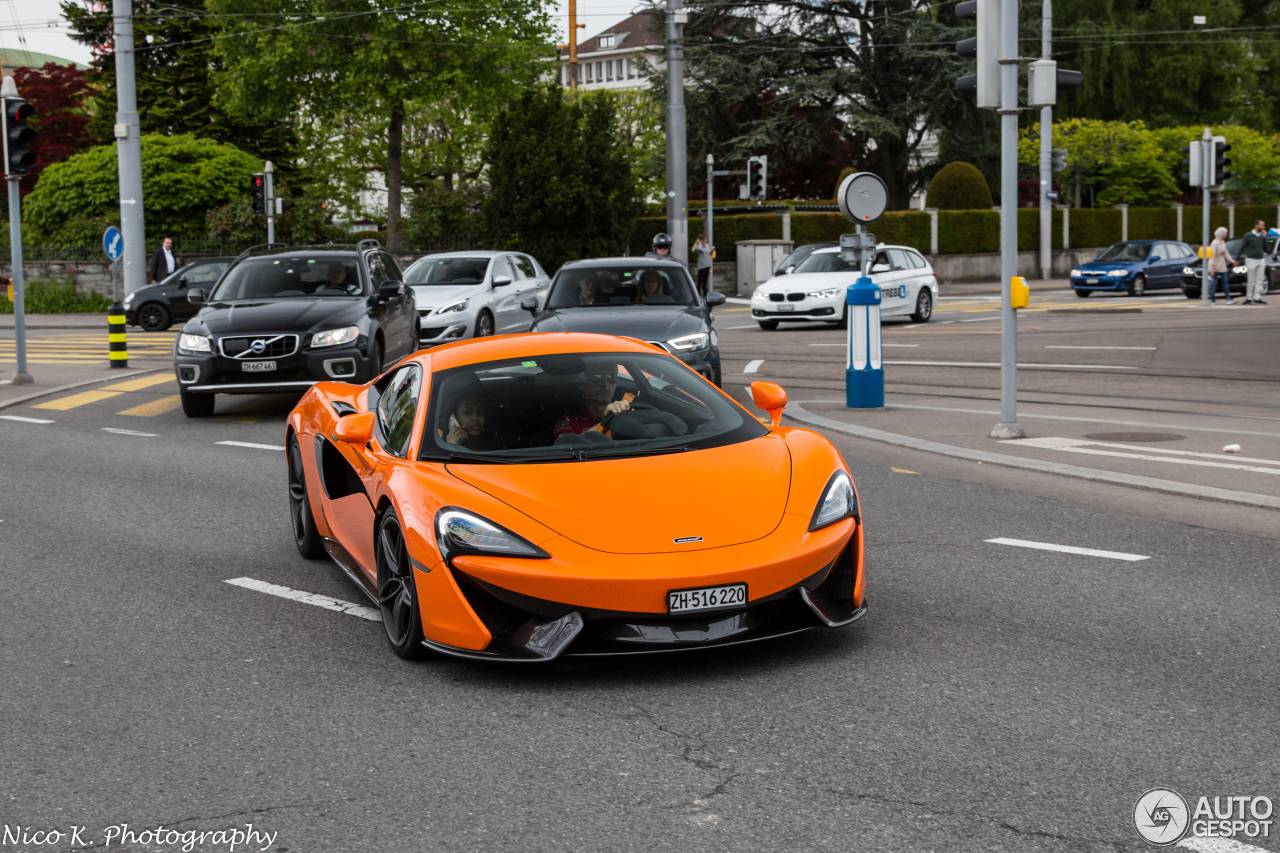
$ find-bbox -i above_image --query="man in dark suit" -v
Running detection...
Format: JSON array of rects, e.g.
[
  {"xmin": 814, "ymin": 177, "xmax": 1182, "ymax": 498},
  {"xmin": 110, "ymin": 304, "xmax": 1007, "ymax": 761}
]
[{"xmin": 149, "ymin": 236, "xmax": 177, "ymax": 283}]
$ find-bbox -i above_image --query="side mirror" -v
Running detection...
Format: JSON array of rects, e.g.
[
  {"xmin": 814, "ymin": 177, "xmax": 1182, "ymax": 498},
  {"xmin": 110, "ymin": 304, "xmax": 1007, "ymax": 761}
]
[
  {"xmin": 787, "ymin": 265, "xmax": 796, "ymax": 274},
  {"xmin": 705, "ymin": 291, "xmax": 727, "ymax": 307},
  {"xmin": 520, "ymin": 296, "xmax": 539, "ymax": 314},
  {"xmin": 187, "ymin": 289, "xmax": 205, "ymax": 305},
  {"xmin": 750, "ymin": 381, "xmax": 788, "ymax": 429},
  {"xmin": 378, "ymin": 280, "xmax": 403, "ymax": 301},
  {"xmin": 1149, "ymin": 255, "xmax": 1162, "ymax": 262},
  {"xmin": 493, "ymin": 275, "xmax": 514, "ymax": 287},
  {"xmin": 870, "ymin": 263, "xmax": 890, "ymax": 274},
  {"xmin": 334, "ymin": 412, "xmax": 376, "ymax": 445}
]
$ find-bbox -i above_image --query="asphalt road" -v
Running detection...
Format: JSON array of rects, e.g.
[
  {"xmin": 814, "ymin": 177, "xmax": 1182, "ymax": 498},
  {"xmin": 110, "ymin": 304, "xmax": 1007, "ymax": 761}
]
[{"xmin": 2, "ymin": 298, "xmax": 1277, "ymax": 852}]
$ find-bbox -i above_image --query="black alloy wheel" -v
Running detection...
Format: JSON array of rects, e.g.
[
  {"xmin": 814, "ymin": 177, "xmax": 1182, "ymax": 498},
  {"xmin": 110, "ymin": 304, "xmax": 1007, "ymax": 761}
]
[
  {"xmin": 376, "ymin": 508, "xmax": 428, "ymax": 659},
  {"xmin": 475, "ymin": 311, "xmax": 495, "ymax": 338},
  {"xmin": 137, "ymin": 303, "xmax": 172, "ymax": 332},
  {"xmin": 911, "ymin": 289, "xmax": 933, "ymax": 323},
  {"xmin": 758, "ymin": 319, "xmax": 779, "ymax": 331},
  {"xmin": 179, "ymin": 387, "xmax": 215, "ymax": 417},
  {"xmin": 1129, "ymin": 274, "xmax": 1146, "ymax": 297},
  {"xmin": 288, "ymin": 435, "xmax": 326, "ymax": 559}
]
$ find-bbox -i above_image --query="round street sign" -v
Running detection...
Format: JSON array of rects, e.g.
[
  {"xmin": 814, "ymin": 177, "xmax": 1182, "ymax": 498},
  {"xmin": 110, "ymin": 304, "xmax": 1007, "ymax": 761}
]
[
  {"xmin": 103, "ymin": 226, "xmax": 123, "ymax": 261},
  {"xmin": 837, "ymin": 172, "xmax": 889, "ymax": 225}
]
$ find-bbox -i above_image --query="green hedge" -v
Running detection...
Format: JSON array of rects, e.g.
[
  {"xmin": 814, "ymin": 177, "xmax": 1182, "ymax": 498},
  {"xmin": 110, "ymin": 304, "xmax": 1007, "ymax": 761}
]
[{"xmin": 0, "ymin": 278, "xmax": 112, "ymax": 314}]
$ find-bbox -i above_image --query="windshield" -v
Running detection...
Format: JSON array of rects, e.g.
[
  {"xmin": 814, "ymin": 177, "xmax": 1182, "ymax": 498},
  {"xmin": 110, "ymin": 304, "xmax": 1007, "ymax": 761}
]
[
  {"xmin": 546, "ymin": 266, "xmax": 698, "ymax": 309},
  {"xmin": 405, "ymin": 256, "xmax": 491, "ymax": 286},
  {"xmin": 209, "ymin": 256, "xmax": 363, "ymax": 301},
  {"xmin": 1095, "ymin": 242, "xmax": 1151, "ymax": 262},
  {"xmin": 793, "ymin": 251, "xmax": 859, "ymax": 274},
  {"xmin": 422, "ymin": 351, "xmax": 766, "ymax": 463}
]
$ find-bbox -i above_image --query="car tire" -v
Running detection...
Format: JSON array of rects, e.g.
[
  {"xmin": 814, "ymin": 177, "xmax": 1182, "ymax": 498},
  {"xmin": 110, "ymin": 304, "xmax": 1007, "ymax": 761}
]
[
  {"xmin": 837, "ymin": 305, "xmax": 849, "ymax": 329},
  {"xmin": 758, "ymin": 319, "xmax": 779, "ymax": 331},
  {"xmin": 287, "ymin": 434, "xmax": 326, "ymax": 559},
  {"xmin": 1129, "ymin": 274, "xmax": 1146, "ymax": 297},
  {"xmin": 1183, "ymin": 287, "xmax": 1199, "ymax": 299},
  {"xmin": 712, "ymin": 362, "xmax": 722, "ymax": 387},
  {"xmin": 137, "ymin": 302, "xmax": 171, "ymax": 332},
  {"xmin": 475, "ymin": 310, "xmax": 494, "ymax": 338},
  {"xmin": 1074, "ymin": 289, "xmax": 1091, "ymax": 298},
  {"xmin": 369, "ymin": 338, "xmax": 384, "ymax": 381},
  {"xmin": 376, "ymin": 506, "xmax": 429, "ymax": 660},
  {"xmin": 910, "ymin": 289, "xmax": 933, "ymax": 323},
  {"xmin": 179, "ymin": 387, "xmax": 215, "ymax": 417}
]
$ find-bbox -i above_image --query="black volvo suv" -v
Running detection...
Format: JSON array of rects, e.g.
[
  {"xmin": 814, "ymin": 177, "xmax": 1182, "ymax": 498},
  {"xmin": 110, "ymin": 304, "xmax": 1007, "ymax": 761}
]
[{"xmin": 173, "ymin": 241, "xmax": 418, "ymax": 417}]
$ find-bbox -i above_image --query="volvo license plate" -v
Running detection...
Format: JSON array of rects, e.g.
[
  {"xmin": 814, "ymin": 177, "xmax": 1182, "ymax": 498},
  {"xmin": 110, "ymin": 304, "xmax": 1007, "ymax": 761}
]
[
  {"xmin": 242, "ymin": 361, "xmax": 276, "ymax": 373},
  {"xmin": 668, "ymin": 583, "xmax": 747, "ymax": 614}
]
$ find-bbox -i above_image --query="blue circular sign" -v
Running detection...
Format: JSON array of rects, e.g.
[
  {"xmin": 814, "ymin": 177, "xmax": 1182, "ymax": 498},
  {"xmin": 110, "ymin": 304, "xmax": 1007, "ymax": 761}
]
[{"xmin": 102, "ymin": 226, "xmax": 123, "ymax": 261}]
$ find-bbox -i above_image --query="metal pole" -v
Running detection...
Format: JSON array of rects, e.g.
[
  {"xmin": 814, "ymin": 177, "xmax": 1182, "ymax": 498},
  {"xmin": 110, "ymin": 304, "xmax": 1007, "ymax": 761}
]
[
  {"xmin": 1201, "ymin": 127, "xmax": 1211, "ymax": 303},
  {"xmin": 1038, "ymin": 0, "xmax": 1052, "ymax": 281},
  {"xmin": 665, "ymin": 0, "xmax": 688, "ymax": 265},
  {"xmin": 7, "ymin": 177, "xmax": 31, "ymax": 384},
  {"xmin": 991, "ymin": 0, "xmax": 1024, "ymax": 439},
  {"xmin": 113, "ymin": 0, "xmax": 146, "ymax": 298},
  {"xmin": 265, "ymin": 161, "xmax": 275, "ymax": 244},
  {"xmin": 706, "ymin": 154, "xmax": 714, "ymax": 294},
  {"xmin": 568, "ymin": 0, "xmax": 578, "ymax": 89}
]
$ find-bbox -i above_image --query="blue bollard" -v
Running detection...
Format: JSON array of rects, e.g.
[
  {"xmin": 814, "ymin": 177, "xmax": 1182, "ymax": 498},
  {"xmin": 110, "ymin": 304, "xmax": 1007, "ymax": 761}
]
[{"xmin": 845, "ymin": 276, "xmax": 883, "ymax": 408}]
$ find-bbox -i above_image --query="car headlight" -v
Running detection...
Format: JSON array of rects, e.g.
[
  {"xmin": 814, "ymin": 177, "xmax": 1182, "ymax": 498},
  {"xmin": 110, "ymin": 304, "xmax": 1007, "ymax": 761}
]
[
  {"xmin": 1106, "ymin": 269, "xmax": 1127, "ymax": 277},
  {"xmin": 435, "ymin": 508, "xmax": 547, "ymax": 560},
  {"xmin": 751, "ymin": 290, "xmax": 766, "ymax": 301},
  {"xmin": 810, "ymin": 471, "xmax": 857, "ymax": 531},
  {"xmin": 1183, "ymin": 266, "xmax": 1194, "ymax": 275},
  {"xmin": 311, "ymin": 325, "xmax": 360, "ymax": 348},
  {"xmin": 667, "ymin": 332, "xmax": 709, "ymax": 351},
  {"xmin": 437, "ymin": 298, "xmax": 469, "ymax": 314},
  {"xmin": 122, "ymin": 292, "xmax": 134, "ymax": 307},
  {"xmin": 1070, "ymin": 268, "xmax": 1081, "ymax": 277},
  {"xmin": 808, "ymin": 288, "xmax": 842, "ymax": 299},
  {"xmin": 1233, "ymin": 265, "xmax": 1247, "ymax": 274},
  {"xmin": 178, "ymin": 333, "xmax": 211, "ymax": 353}
]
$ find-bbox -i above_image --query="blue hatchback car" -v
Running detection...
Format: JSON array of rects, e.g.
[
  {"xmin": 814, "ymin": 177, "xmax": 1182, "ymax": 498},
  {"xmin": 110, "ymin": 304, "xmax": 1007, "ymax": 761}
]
[{"xmin": 1070, "ymin": 240, "xmax": 1197, "ymax": 297}]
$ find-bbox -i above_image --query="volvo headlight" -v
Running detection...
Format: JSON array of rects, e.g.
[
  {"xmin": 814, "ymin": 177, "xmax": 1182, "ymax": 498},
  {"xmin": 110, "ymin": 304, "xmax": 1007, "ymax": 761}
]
[
  {"xmin": 311, "ymin": 325, "xmax": 360, "ymax": 348},
  {"xmin": 808, "ymin": 288, "xmax": 842, "ymax": 299},
  {"xmin": 1233, "ymin": 265, "xmax": 1248, "ymax": 274},
  {"xmin": 1106, "ymin": 269, "xmax": 1127, "ymax": 277},
  {"xmin": 437, "ymin": 298, "xmax": 469, "ymax": 314},
  {"xmin": 1183, "ymin": 266, "xmax": 1194, "ymax": 275},
  {"xmin": 810, "ymin": 471, "xmax": 857, "ymax": 531},
  {"xmin": 667, "ymin": 332, "xmax": 708, "ymax": 351},
  {"xmin": 1070, "ymin": 268, "xmax": 1082, "ymax": 277},
  {"xmin": 435, "ymin": 508, "xmax": 546, "ymax": 560},
  {"xmin": 178, "ymin": 333, "xmax": 211, "ymax": 353}
]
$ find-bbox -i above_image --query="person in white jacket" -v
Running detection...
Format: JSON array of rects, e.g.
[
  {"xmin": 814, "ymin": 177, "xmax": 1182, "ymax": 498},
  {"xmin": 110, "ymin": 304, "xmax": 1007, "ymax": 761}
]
[{"xmin": 1208, "ymin": 227, "xmax": 1236, "ymax": 305}]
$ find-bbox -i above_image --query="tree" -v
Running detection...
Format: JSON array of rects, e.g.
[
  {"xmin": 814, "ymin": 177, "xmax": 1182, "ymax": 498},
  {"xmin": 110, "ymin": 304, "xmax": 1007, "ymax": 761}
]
[
  {"xmin": 11, "ymin": 63, "xmax": 94, "ymax": 195},
  {"xmin": 210, "ymin": 0, "xmax": 554, "ymax": 250},
  {"xmin": 23, "ymin": 134, "xmax": 260, "ymax": 244},
  {"xmin": 482, "ymin": 86, "xmax": 640, "ymax": 271}
]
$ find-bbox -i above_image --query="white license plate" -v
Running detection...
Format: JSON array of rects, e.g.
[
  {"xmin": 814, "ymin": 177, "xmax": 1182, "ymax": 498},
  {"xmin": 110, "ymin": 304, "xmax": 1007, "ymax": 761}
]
[
  {"xmin": 668, "ymin": 583, "xmax": 747, "ymax": 614},
  {"xmin": 241, "ymin": 360, "xmax": 276, "ymax": 373},
  {"xmin": 777, "ymin": 303, "xmax": 795, "ymax": 311},
  {"xmin": 1086, "ymin": 278, "xmax": 1098, "ymax": 284}
]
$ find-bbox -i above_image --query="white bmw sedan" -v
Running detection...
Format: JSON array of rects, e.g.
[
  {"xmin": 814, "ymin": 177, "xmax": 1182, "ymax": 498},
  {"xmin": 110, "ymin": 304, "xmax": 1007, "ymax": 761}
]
[{"xmin": 750, "ymin": 245, "xmax": 938, "ymax": 330}]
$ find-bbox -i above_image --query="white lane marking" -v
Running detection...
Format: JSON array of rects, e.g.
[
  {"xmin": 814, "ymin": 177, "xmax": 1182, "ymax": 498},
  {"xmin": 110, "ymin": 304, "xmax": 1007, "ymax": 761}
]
[
  {"xmin": 723, "ymin": 323, "xmax": 763, "ymax": 329},
  {"xmin": 809, "ymin": 342, "xmax": 919, "ymax": 347},
  {"xmin": 0, "ymin": 415, "xmax": 54, "ymax": 424},
  {"xmin": 743, "ymin": 359, "xmax": 764, "ymax": 374},
  {"xmin": 1007, "ymin": 439, "xmax": 1280, "ymax": 476},
  {"xmin": 1015, "ymin": 436, "xmax": 1280, "ymax": 466},
  {"xmin": 217, "ymin": 440, "xmax": 285, "ymax": 451},
  {"xmin": 1045, "ymin": 345, "xmax": 1157, "ymax": 350},
  {"xmin": 225, "ymin": 577, "xmax": 380, "ymax": 621},
  {"xmin": 1180, "ymin": 838, "xmax": 1274, "ymax": 853},
  {"xmin": 886, "ymin": 403, "xmax": 1280, "ymax": 439},
  {"xmin": 985, "ymin": 537, "xmax": 1149, "ymax": 562},
  {"xmin": 883, "ymin": 360, "xmax": 1139, "ymax": 370},
  {"xmin": 102, "ymin": 427, "xmax": 157, "ymax": 437}
]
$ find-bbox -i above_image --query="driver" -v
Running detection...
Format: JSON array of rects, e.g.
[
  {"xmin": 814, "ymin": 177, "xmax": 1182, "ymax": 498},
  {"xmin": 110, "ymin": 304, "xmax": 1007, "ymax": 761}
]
[
  {"xmin": 552, "ymin": 362, "xmax": 632, "ymax": 438},
  {"xmin": 326, "ymin": 262, "xmax": 356, "ymax": 293},
  {"xmin": 577, "ymin": 273, "xmax": 601, "ymax": 306}
]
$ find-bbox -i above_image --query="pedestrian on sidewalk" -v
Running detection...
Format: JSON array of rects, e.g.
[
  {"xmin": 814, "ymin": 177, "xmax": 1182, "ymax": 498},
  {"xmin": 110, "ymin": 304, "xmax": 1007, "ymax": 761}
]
[
  {"xmin": 693, "ymin": 232, "xmax": 714, "ymax": 297},
  {"xmin": 149, "ymin": 236, "xmax": 177, "ymax": 284},
  {"xmin": 1241, "ymin": 219, "xmax": 1269, "ymax": 305},
  {"xmin": 1208, "ymin": 226, "xmax": 1236, "ymax": 305}
]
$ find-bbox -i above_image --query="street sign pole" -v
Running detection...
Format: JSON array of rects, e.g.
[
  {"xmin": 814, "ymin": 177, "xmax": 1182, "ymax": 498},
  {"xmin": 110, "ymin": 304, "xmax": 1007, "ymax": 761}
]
[
  {"xmin": 264, "ymin": 160, "xmax": 275, "ymax": 245},
  {"xmin": 103, "ymin": 226, "xmax": 127, "ymax": 368},
  {"xmin": 1201, "ymin": 127, "xmax": 1212, "ymax": 304},
  {"xmin": 991, "ymin": 0, "xmax": 1025, "ymax": 439},
  {"xmin": 705, "ymin": 154, "xmax": 714, "ymax": 294},
  {"xmin": 1038, "ymin": 0, "xmax": 1052, "ymax": 281},
  {"xmin": 665, "ymin": 0, "xmax": 688, "ymax": 265},
  {"xmin": 113, "ymin": 0, "xmax": 146, "ymax": 298},
  {"xmin": 7, "ymin": 174, "xmax": 32, "ymax": 385},
  {"xmin": 836, "ymin": 172, "xmax": 888, "ymax": 409}
]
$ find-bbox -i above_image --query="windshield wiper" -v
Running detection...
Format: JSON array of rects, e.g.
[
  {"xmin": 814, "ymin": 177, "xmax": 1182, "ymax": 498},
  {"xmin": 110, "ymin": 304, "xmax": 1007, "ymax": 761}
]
[
  {"xmin": 585, "ymin": 444, "xmax": 696, "ymax": 459},
  {"xmin": 427, "ymin": 450, "xmax": 520, "ymax": 465}
]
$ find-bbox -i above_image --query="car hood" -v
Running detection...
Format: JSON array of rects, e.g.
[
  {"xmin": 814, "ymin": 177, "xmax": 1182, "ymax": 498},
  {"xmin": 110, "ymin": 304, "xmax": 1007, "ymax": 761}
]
[
  {"xmin": 755, "ymin": 272, "xmax": 861, "ymax": 294},
  {"xmin": 411, "ymin": 284, "xmax": 484, "ymax": 310},
  {"xmin": 191, "ymin": 299, "xmax": 367, "ymax": 335},
  {"xmin": 532, "ymin": 306, "xmax": 706, "ymax": 342},
  {"xmin": 448, "ymin": 437, "xmax": 791, "ymax": 554}
]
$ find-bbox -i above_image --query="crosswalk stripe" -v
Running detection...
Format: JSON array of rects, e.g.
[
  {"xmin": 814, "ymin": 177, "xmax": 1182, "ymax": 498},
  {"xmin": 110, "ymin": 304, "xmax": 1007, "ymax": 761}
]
[
  {"xmin": 33, "ymin": 390, "xmax": 124, "ymax": 410},
  {"xmin": 118, "ymin": 395, "xmax": 184, "ymax": 417},
  {"xmin": 103, "ymin": 374, "xmax": 175, "ymax": 392}
]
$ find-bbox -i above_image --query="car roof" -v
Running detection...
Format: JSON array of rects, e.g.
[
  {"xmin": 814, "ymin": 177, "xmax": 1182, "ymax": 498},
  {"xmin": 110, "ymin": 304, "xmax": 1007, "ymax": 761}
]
[
  {"xmin": 408, "ymin": 251, "xmax": 508, "ymax": 262},
  {"xmin": 811, "ymin": 244, "xmax": 919, "ymax": 254},
  {"xmin": 559, "ymin": 257, "xmax": 685, "ymax": 269}
]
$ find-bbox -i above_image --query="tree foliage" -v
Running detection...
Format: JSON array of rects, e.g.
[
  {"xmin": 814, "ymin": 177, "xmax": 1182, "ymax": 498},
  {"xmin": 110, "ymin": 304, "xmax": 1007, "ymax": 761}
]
[
  {"xmin": 926, "ymin": 162, "xmax": 993, "ymax": 209},
  {"xmin": 481, "ymin": 86, "xmax": 640, "ymax": 271}
]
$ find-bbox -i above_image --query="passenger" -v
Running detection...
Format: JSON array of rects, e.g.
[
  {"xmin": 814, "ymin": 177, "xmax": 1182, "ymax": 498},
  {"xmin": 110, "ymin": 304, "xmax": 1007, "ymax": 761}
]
[
  {"xmin": 637, "ymin": 271, "xmax": 664, "ymax": 302},
  {"xmin": 444, "ymin": 393, "xmax": 491, "ymax": 451},
  {"xmin": 552, "ymin": 365, "xmax": 631, "ymax": 438},
  {"xmin": 578, "ymin": 273, "xmax": 601, "ymax": 306}
]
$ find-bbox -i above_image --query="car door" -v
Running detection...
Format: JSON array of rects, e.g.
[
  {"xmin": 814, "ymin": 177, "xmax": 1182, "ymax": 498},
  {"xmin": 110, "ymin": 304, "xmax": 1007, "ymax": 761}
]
[
  {"xmin": 489, "ymin": 256, "xmax": 525, "ymax": 334},
  {"xmin": 1150, "ymin": 243, "xmax": 1177, "ymax": 288},
  {"xmin": 876, "ymin": 249, "xmax": 913, "ymax": 316},
  {"xmin": 514, "ymin": 254, "xmax": 548, "ymax": 308},
  {"xmin": 364, "ymin": 251, "xmax": 398, "ymax": 359},
  {"xmin": 379, "ymin": 251, "xmax": 413, "ymax": 357}
]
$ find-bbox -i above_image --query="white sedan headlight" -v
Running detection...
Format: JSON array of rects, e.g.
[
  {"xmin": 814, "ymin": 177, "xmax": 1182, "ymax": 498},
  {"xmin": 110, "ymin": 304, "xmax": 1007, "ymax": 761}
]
[
  {"xmin": 311, "ymin": 325, "xmax": 360, "ymax": 348},
  {"xmin": 1106, "ymin": 269, "xmax": 1127, "ymax": 277},
  {"xmin": 1070, "ymin": 268, "xmax": 1082, "ymax": 277},
  {"xmin": 751, "ymin": 290, "xmax": 767, "ymax": 301},
  {"xmin": 667, "ymin": 332, "xmax": 709, "ymax": 351},
  {"xmin": 178, "ymin": 333, "xmax": 211, "ymax": 353},
  {"xmin": 808, "ymin": 288, "xmax": 842, "ymax": 299},
  {"xmin": 437, "ymin": 298, "xmax": 469, "ymax": 314},
  {"xmin": 435, "ymin": 508, "xmax": 545, "ymax": 560},
  {"xmin": 810, "ymin": 471, "xmax": 857, "ymax": 531}
]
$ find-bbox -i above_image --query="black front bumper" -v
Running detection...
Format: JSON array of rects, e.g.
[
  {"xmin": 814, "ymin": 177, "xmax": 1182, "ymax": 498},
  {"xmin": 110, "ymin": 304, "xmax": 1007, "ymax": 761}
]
[{"xmin": 174, "ymin": 340, "xmax": 374, "ymax": 394}]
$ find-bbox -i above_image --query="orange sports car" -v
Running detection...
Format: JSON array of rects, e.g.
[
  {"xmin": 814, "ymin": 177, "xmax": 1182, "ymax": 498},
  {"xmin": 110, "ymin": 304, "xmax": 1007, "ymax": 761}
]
[{"xmin": 285, "ymin": 332, "xmax": 865, "ymax": 661}]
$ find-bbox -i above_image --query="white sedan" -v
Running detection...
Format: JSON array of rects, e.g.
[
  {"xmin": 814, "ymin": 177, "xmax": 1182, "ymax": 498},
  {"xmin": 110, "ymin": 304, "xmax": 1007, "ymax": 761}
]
[{"xmin": 750, "ymin": 245, "xmax": 938, "ymax": 330}]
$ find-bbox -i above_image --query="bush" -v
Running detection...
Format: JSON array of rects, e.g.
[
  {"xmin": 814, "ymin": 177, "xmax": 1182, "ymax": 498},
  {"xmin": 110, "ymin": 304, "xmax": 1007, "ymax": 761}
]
[
  {"xmin": 1127, "ymin": 207, "xmax": 1178, "ymax": 241},
  {"xmin": 1069, "ymin": 209, "xmax": 1122, "ymax": 249},
  {"xmin": 926, "ymin": 162, "xmax": 993, "ymax": 210},
  {"xmin": 0, "ymin": 278, "xmax": 112, "ymax": 313},
  {"xmin": 938, "ymin": 210, "xmax": 998, "ymax": 253}
]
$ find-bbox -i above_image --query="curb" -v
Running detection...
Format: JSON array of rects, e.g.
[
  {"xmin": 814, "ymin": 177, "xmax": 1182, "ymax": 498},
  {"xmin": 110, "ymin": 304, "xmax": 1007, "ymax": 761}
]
[
  {"xmin": 784, "ymin": 403, "xmax": 1280, "ymax": 511},
  {"xmin": 0, "ymin": 367, "xmax": 166, "ymax": 412}
]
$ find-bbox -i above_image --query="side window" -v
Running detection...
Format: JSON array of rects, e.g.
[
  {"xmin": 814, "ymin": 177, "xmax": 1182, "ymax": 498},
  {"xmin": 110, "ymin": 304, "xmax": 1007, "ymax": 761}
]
[
  {"xmin": 492, "ymin": 256, "xmax": 515, "ymax": 282},
  {"xmin": 380, "ymin": 252, "xmax": 403, "ymax": 282},
  {"xmin": 514, "ymin": 256, "xmax": 537, "ymax": 280},
  {"xmin": 376, "ymin": 364, "xmax": 421, "ymax": 458},
  {"xmin": 366, "ymin": 252, "xmax": 387, "ymax": 290},
  {"xmin": 886, "ymin": 248, "xmax": 911, "ymax": 271},
  {"xmin": 188, "ymin": 262, "xmax": 229, "ymax": 284},
  {"xmin": 906, "ymin": 251, "xmax": 926, "ymax": 269}
]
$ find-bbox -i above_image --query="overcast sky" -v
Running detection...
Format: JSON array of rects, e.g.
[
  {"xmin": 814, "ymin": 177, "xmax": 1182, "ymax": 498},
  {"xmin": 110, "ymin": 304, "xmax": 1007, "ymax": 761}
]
[{"xmin": 0, "ymin": 0, "xmax": 646, "ymax": 70}]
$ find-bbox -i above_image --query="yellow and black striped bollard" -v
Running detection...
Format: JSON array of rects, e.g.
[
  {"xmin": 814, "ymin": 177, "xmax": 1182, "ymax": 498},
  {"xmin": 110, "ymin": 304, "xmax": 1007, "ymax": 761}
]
[{"xmin": 108, "ymin": 303, "xmax": 128, "ymax": 368}]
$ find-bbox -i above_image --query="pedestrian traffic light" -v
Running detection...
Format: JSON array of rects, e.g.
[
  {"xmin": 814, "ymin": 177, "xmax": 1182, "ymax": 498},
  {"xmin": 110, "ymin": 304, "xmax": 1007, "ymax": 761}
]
[
  {"xmin": 1210, "ymin": 136, "xmax": 1232, "ymax": 187},
  {"xmin": 747, "ymin": 155, "xmax": 767, "ymax": 200},
  {"xmin": 954, "ymin": 0, "xmax": 999, "ymax": 111},
  {"xmin": 1051, "ymin": 149, "xmax": 1068, "ymax": 173},
  {"xmin": 250, "ymin": 173, "xmax": 265, "ymax": 214},
  {"xmin": 1, "ymin": 97, "xmax": 35, "ymax": 177},
  {"xmin": 1181, "ymin": 141, "xmax": 1203, "ymax": 187},
  {"xmin": 274, "ymin": 197, "xmax": 294, "ymax": 216},
  {"xmin": 1027, "ymin": 60, "xmax": 1083, "ymax": 108}
]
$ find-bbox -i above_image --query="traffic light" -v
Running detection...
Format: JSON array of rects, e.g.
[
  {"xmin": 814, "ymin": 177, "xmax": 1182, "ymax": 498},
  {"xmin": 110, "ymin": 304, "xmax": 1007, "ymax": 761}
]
[
  {"xmin": 1210, "ymin": 136, "xmax": 1232, "ymax": 187},
  {"xmin": 747, "ymin": 155, "xmax": 767, "ymax": 200},
  {"xmin": 274, "ymin": 197, "xmax": 294, "ymax": 216},
  {"xmin": 1051, "ymin": 149, "xmax": 1068, "ymax": 173},
  {"xmin": 1, "ymin": 97, "xmax": 35, "ymax": 177},
  {"xmin": 1181, "ymin": 141, "xmax": 1203, "ymax": 187},
  {"xmin": 250, "ymin": 173, "xmax": 265, "ymax": 214},
  {"xmin": 954, "ymin": 0, "xmax": 999, "ymax": 111},
  {"xmin": 1027, "ymin": 60, "xmax": 1083, "ymax": 108}
]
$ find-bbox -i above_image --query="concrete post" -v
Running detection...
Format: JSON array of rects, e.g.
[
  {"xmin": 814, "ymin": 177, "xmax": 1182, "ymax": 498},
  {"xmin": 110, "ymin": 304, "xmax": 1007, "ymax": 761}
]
[
  {"xmin": 927, "ymin": 208, "xmax": 938, "ymax": 255},
  {"xmin": 1117, "ymin": 204, "xmax": 1128, "ymax": 241},
  {"xmin": 113, "ymin": 0, "xmax": 146, "ymax": 297},
  {"xmin": 664, "ymin": 0, "xmax": 689, "ymax": 265},
  {"xmin": 1227, "ymin": 203, "xmax": 1235, "ymax": 237},
  {"xmin": 1063, "ymin": 206, "xmax": 1070, "ymax": 250},
  {"xmin": 782, "ymin": 209, "xmax": 791, "ymax": 242},
  {"xmin": 1173, "ymin": 202, "xmax": 1183, "ymax": 243},
  {"xmin": 992, "ymin": 0, "xmax": 1024, "ymax": 439}
]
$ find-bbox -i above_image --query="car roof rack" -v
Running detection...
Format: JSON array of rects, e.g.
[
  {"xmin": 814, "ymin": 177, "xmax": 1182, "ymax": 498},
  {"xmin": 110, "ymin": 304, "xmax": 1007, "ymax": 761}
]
[
  {"xmin": 234, "ymin": 242, "xmax": 288, "ymax": 262},
  {"xmin": 356, "ymin": 238, "xmax": 382, "ymax": 253}
]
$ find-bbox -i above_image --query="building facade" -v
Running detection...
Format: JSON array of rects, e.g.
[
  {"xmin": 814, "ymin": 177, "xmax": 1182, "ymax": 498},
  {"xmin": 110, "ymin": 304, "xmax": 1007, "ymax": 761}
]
[{"xmin": 558, "ymin": 12, "xmax": 663, "ymax": 91}]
